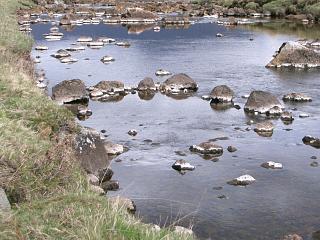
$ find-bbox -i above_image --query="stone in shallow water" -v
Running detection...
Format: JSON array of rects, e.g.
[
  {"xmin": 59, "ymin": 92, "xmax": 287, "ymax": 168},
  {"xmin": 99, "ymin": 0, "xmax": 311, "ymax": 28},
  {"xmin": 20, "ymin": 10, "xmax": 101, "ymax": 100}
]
[
  {"xmin": 51, "ymin": 49, "xmax": 70, "ymax": 58},
  {"xmin": 155, "ymin": 69, "xmax": 171, "ymax": 76},
  {"xmin": 283, "ymin": 93, "xmax": 312, "ymax": 102},
  {"xmin": 172, "ymin": 159, "xmax": 195, "ymax": 171},
  {"xmin": 0, "ymin": 188, "xmax": 11, "ymax": 213},
  {"xmin": 227, "ymin": 174, "xmax": 256, "ymax": 186},
  {"xmin": 160, "ymin": 73, "xmax": 198, "ymax": 93},
  {"xmin": 210, "ymin": 85, "xmax": 235, "ymax": 103},
  {"xmin": 261, "ymin": 161, "xmax": 283, "ymax": 169},
  {"xmin": 254, "ymin": 121, "xmax": 274, "ymax": 137},
  {"xmin": 189, "ymin": 142, "xmax": 223, "ymax": 155},
  {"xmin": 244, "ymin": 91, "xmax": 283, "ymax": 114},
  {"xmin": 101, "ymin": 55, "xmax": 115, "ymax": 63},
  {"xmin": 302, "ymin": 136, "xmax": 320, "ymax": 149},
  {"xmin": 35, "ymin": 45, "xmax": 48, "ymax": 50},
  {"xmin": 128, "ymin": 129, "xmax": 138, "ymax": 136},
  {"xmin": 137, "ymin": 77, "xmax": 156, "ymax": 91}
]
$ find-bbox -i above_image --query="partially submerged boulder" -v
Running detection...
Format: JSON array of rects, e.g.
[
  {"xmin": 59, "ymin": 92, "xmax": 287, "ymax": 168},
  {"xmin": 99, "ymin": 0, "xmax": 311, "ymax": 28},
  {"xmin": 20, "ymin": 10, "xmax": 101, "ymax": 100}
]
[
  {"xmin": 254, "ymin": 121, "xmax": 274, "ymax": 137},
  {"xmin": 52, "ymin": 79, "xmax": 88, "ymax": 104},
  {"xmin": 137, "ymin": 77, "xmax": 156, "ymax": 91},
  {"xmin": 122, "ymin": 7, "xmax": 157, "ymax": 21},
  {"xmin": 160, "ymin": 73, "xmax": 198, "ymax": 93},
  {"xmin": 190, "ymin": 142, "xmax": 223, "ymax": 155},
  {"xmin": 261, "ymin": 161, "xmax": 283, "ymax": 169},
  {"xmin": 51, "ymin": 49, "xmax": 71, "ymax": 58},
  {"xmin": 266, "ymin": 41, "xmax": 320, "ymax": 69},
  {"xmin": 244, "ymin": 91, "xmax": 283, "ymax": 114},
  {"xmin": 210, "ymin": 85, "xmax": 235, "ymax": 103},
  {"xmin": 92, "ymin": 81, "xmax": 125, "ymax": 93}
]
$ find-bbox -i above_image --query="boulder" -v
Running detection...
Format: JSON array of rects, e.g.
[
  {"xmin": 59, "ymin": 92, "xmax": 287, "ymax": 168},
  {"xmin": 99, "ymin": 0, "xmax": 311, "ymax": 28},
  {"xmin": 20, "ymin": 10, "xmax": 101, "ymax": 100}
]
[
  {"xmin": 51, "ymin": 49, "xmax": 70, "ymax": 58},
  {"xmin": 122, "ymin": 7, "xmax": 157, "ymax": 21},
  {"xmin": 101, "ymin": 56, "xmax": 115, "ymax": 63},
  {"xmin": 160, "ymin": 73, "xmax": 198, "ymax": 92},
  {"xmin": 266, "ymin": 41, "xmax": 320, "ymax": 68},
  {"xmin": 75, "ymin": 127, "xmax": 112, "ymax": 174},
  {"xmin": 227, "ymin": 174, "xmax": 255, "ymax": 186},
  {"xmin": 281, "ymin": 111, "xmax": 294, "ymax": 122},
  {"xmin": 101, "ymin": 180, "xmax": 119, "ymax": 192},
  {"xmin": 137, "ymin": 77, "xmax": 156, "ymax": 91},
  {"xmin": 52, "ymin": 79, "xmax": 88, "ymax": 104},
  {"xmin": 97, "ymin": 168, "xmax": 114, "ymax": 183},
  {"xmin": 172, "ymin": 159, "xmax": 195, "ymax": 171},
  {"xmin": 283, "ymin": 93, "xmax": 312, "ymax": 102},
  {"xmin": 104, "ymin": 142, "xmax": 124, "ymax": 155},
  {"xmin": 302, "ymin": 136, "xmax": 320, "ymax": 149},
  {"xmin": 244, "ymin": 91, "xmax": 283, "ymax": 114},
  {"xmin": 254, "ymin": 121, "xmax": 274, "ymax": 137},
  {"xmin": 92, "ymin": 81, "xmax": 124, "ymax": 93},
  {"xmin": 190, "ymin": 142, "xmax": 223, "ymax": 155},
  {"xmin": 210, "ymin": 85, "xmax": 235, "ymax": 103}
]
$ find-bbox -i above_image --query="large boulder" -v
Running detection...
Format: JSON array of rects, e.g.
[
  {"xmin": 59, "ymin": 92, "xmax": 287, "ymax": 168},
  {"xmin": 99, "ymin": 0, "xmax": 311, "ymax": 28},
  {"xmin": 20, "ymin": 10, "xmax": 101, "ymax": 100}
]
[
  {"xmin": 160, "ymin": 73, "xmax": 198, "ymax": 93},
  {"xmin": 75, "ymin": 127, "xmax": 112, "ymax": 175},
  {"xmin": 122, "ymin": 7, "xmax": 157, "ymax": 21},
  {"xmin": 210, "ymin": 85, "xmax": 235, "ymax": 103},
  {"xmin": 244, "ymin": 91, "xmax": 283, "ymax": 114},
  {"xmin": 52, "ymin": 79, "xmax": 88, "ymax": 104},
  {"xmin": 266, "ymin": 41, "xmax": 320, "ymax": 69},
  {"xmin": 137, "ymin": 77, "xmax": 156, "ymax": 91}
]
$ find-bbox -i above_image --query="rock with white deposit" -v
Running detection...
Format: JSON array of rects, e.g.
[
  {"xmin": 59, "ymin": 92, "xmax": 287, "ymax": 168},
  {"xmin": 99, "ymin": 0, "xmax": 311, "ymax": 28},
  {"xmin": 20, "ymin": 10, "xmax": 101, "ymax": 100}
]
[
  {"xmin": 77, "ymin": 36, "xmax": 93, "ymax": 42},
  {"xmin": 244, "ymin": 91, "xmax": 283, "ymax": 114},
  {"xmin": 228, "ymin": 174, "xmax": 256, "ymax": 186},
  {"xmin": 172, "ymin": 159, "xmax": 195, "ymax": 171},
  {"xmin": 190, "ymin": 142, "xmax": 223, "ymax": 155},
  {"xmin": 283, "ymin": 93, "xmax": 312, "ymax": 102},
  {"xmin": 104, "ymin": 142, "xmax": 124, "ymax": 155},
  {"xmin": 35, "ymin": 45, "xmax": 48, "ymax": 50},
  {"xmin": 261, "ymin": 161, "xmax": 283, "ymax": 169},
  {"xmin": 155, "ymin": 69, "xmax": 171, "ymax": 76},
  {"xmin": 101, "ymin": 56, "xmax": 115, "ymax": 63}
]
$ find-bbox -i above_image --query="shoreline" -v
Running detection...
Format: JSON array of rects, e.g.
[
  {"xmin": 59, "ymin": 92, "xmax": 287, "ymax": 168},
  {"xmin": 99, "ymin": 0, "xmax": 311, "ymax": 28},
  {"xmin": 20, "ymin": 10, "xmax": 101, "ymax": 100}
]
[{"xmin": 0, "ymin": 1, "xmax": 195, "ymax": 239}]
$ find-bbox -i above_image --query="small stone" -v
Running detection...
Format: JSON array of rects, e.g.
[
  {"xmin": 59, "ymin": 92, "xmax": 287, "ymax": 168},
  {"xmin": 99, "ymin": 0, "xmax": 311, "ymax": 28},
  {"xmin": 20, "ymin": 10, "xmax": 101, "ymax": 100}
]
[
  {"xmin": 128, "ymin": 129, "xmax": 138, "ymax": 136},
  {"xmin": 299, "ymin": 113, "xmax": 309, "ymax": 118},
  {"xmin": 227, "ymin": 174, "xmax": 255, "ymax": 186},
  {"xmin": 227, "ymin": 146, "xmax": 237, "ymax": 153},
  {"xmin": 311, "ymin": 156, "xmax": 317, "ymax": 160},
  {"xmin": 310, "ymin": 161, "xmax": 319, "ymax": 167},
  {"xmin": 101, "ymin": 129, "xmax": 106, "ymax": 134},
  {"xmin": 217, "ymin": 194, "xmax": 228, "ymax": 199},
  {"xmin": 261, "ymin": 161, "xmax": 283, "ymax": 169},
  {"xmin": 172, "ymin": 159, "xmax": 195, "ymax": 171}
]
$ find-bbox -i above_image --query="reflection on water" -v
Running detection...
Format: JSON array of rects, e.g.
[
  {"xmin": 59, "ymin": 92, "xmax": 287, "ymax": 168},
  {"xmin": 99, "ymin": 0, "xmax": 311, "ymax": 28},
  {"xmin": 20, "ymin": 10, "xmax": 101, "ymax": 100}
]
[{"xmin": 31, "ymin": 21, "xmax": 320, "ymax": 240}]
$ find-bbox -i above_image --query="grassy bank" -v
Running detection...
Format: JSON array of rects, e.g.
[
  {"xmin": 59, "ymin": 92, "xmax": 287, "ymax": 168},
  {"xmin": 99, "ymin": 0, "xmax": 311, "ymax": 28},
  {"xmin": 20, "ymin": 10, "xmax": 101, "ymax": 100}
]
[
  {"xmin": 0, "ymin": 1, "xmax": 194, "ymax": 239},
  {"xmin": 194, "ymin": 0, "xmax": 320, "ymax": 18}
]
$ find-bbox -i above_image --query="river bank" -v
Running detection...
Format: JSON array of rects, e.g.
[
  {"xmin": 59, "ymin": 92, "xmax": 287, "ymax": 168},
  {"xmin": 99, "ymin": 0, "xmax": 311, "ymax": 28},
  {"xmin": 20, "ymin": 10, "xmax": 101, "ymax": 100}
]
[{"xmin": 0, "ymin": 1, "xmax": 194, "ymax": 239}]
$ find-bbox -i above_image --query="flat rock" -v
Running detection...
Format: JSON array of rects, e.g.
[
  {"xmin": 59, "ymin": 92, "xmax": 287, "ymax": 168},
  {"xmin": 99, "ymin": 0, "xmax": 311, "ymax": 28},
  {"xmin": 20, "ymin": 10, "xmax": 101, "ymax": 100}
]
[
  {"xmin": 283, "ymin": 93, "xmax": 312, "ymax": 102},
  {"xmin": 52, "ymin": 79, "xmax": 88, "ymax": 104},
  {"xmin": 244, "ymin": 91, "xmax": 283, "ymax": 114},
  {"xmin": 190, "ymin": 142, "xmax": 223, "ymax": 155},
  {"xmin": 261, "ymin": 161, "xmax": 283, "ymax": 169}
]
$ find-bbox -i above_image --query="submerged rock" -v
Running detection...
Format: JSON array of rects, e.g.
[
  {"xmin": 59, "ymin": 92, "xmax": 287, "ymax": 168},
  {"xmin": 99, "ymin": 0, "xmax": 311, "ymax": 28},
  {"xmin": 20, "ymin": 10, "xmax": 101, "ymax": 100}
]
[
  {"xmin": 137, "ymin": 77, "xmax": 156, "ymax": 91},
  {"xmin": 227, "ymin": 146, "xmax": 237, "ymax": 152},
  {"xmin": 302, "ymin": 136, "xmax": 320, "ymax": 149},
  {"xmin": 254, "ymin": 121, "xmax": 274, "ymax": 137},
  {"xmin": 283, "ymin": 93, "xmax": 312, "ymax": 102},
  {"xmin": 122, "ymin": 7, "xmax": 157, "ymax": 21},
  {"xmin": 160, "ymin": 73, "xmax": 198, "ymax": 93},
  {"xmin": 116, "ymin": 41, "xmax": 131, "ymax": 47},
  {"xmin": 77, "ymin": 36, "xmax": 93, "ymax": 42},
  {"xmin": 52, "ymin": 79, "xmax": 88, "ymax": 104},
  {"xmin": 267, "ymin": 41, "xmax": 320, "ymax": 69},
  {"xmin": 244, "ymin": 91, "xmax": 283, "ymax": 114},
  {"xmin": 172, "ymin": 159, "xmax": 195, "ymax": 171},
  {"xmin": 261, "ymin": 161, "xmax": 283, "ymax": 169},
  {"xmin": 210, "ymin": 85, "xmax": 235, "ymax": 103},
  {"xmin": 190, "ymin": 142, "xmax": 223, "ymax": 155},
  {"xmin": 60, "ymin": 57, "xmax": 78, "ymax": 64},
  {"xmin": 227, "ymin": 174, "xmax": 255, "ymax": 186}
]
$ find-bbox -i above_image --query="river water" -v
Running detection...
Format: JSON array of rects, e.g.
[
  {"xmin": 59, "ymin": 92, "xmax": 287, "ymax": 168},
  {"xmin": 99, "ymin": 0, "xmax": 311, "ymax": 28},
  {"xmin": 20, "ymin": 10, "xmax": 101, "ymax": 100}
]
[{"xmin": 31, "ymin": 20, "xmax": 320, "ymax": 240}]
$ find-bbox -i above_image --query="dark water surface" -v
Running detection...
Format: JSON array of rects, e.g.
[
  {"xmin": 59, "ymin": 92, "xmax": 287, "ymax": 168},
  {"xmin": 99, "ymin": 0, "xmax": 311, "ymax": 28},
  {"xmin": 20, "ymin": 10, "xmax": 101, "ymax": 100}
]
[{"xmin": 31, "ymin": 21, "xmax": 320, "ymax": 240}]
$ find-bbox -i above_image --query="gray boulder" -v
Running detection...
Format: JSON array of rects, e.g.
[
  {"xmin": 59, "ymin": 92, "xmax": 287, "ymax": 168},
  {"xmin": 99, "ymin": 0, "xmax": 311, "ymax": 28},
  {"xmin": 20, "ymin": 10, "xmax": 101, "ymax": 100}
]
[
  {"xmin": 244, "ymin": 91, "xmax": 283, "ymax": 114},
  {"xmin": 137, "ymin": 77, "xmax": 156, "ymax": 91},
  {"xmin": 302, "ymin": 136, "xmax": 320, "ymax": 149},
  {"xmin": 92, "ymin": 81, "xmax": 124, "ymax": 93},
  {"xmin": 283, "ymin": 93, "xmax": 312, "ymax": 102},
  {"xmin": 52, "ymin": 79, "xmax": 88, "ymax": 104},
  {"xmin": 266, "ymin": 41, "xmax": 320, "ymax": 68},
  {"xmin": 210, "ymin": 85, "xmax": 235, "ymax": 103},
  {"xmin": 160, "ymin": 73, "xmax": 198, "ymax": 92},
  {"xmin": 190, "ymin": 142, "xmax": 223, "ymax": 155}
]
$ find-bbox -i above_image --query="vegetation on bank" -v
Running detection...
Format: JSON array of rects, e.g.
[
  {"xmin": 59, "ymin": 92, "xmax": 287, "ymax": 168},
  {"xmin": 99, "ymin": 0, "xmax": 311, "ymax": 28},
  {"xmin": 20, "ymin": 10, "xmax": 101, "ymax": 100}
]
[
  {"xmin": 0, "ymin": 0, "xmax": 194, "ymax": 239},
  {"xmin": 193, "ymin": 0, "xmax": 320, "ymax": 18}
]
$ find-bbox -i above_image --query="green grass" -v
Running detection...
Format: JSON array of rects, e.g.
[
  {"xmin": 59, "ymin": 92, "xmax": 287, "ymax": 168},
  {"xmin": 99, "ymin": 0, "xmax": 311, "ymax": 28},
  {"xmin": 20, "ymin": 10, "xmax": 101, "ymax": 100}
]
[{"xmin": 0, "ymin": 1, "xmax": 195, "ymax": 239}]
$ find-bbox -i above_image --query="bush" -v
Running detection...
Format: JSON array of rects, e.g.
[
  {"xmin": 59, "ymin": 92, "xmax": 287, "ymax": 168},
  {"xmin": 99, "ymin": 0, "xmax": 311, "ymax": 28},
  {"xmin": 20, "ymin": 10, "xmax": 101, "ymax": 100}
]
[
  {"xmin": 262, "ymin": 0, "xmax": 293, "ymax": 16},
  {"xmin": 245, "ymin": 2, "xmax": 260, "ymax": 10},
  {"xmin": 305, "ymin": 2, "xmax": 320, "ymax": 18}
]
